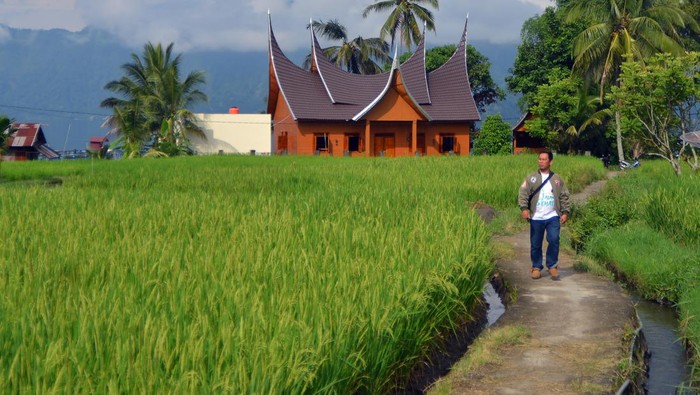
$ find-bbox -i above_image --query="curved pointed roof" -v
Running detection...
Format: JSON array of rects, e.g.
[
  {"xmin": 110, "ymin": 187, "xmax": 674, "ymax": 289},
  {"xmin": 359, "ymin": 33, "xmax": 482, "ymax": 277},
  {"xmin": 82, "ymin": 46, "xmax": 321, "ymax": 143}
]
[
  {"xmin": 398, "ymin": 33, "xmax": 431, "ymax": 105},
  {"xmin": 268, "ymin": 15, "xmax": 479, "ymax": 122},
  {"xmin": 422, "ymin": 18, "xmax": 480, "ymax": 121},
  {"xmin": 311, "ymin": 31, "xmax": 389, "ymax": 106}
]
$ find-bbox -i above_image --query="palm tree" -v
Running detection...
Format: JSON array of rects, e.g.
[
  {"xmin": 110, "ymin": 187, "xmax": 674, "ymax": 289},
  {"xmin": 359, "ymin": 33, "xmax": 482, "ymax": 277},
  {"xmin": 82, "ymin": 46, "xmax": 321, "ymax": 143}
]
[
  {"xmin": 304, "ymin": 19, "xmax": 390, "ymax": 74},
  {"xmin": 362, "ymin": 0, "xmax": 439, "ymax": 53},
  {"xmin": 101, "ymin": 101, "xmax": 152, "ymax": 158},
  {"xmin": 100, "ymin": 42, "xmax": 208, "ymax": 156},
  {"xmin": 565, "ymin": 0, "xmax": 698, "ymax": 161},
  {"xmin": 0, "ymin": 115, "xmax": 15, "ymax": 177}
]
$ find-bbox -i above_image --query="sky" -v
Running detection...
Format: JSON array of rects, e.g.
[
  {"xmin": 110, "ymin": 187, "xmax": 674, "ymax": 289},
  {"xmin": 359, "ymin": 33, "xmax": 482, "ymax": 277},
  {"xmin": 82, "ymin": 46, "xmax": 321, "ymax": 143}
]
[{"xmin": 0, "ymin": 0, "xmax": 554, "ymax": 52}]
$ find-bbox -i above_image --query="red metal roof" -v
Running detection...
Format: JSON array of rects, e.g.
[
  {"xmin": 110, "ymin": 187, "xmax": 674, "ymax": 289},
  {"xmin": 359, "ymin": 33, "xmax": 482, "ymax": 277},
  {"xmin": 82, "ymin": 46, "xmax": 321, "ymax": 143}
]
[
  {"xmin": 268, "ymin": 15, "xmax": 479, "ymax": 123},
  {"xmin": 88, "ymin": 136, "xmax": 109, "ymax": 151},
  {"xmin": 8, "ymin": 123, "xmax": 43, "ymax": 147}
]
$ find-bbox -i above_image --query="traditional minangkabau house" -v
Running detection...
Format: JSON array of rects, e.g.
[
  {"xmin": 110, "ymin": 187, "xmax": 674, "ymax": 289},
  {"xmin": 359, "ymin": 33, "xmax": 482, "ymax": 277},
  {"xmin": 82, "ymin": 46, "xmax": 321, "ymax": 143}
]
[
  {"xmin": 4, "ymin": 123, "xmax": 60, "ymax": 161},
  {"xmin": 267, "ymin": 14, "xmax": 480, "ymax": 157},
  {"xmin": 512, "ymin": 112, "xmax": 546, "ymax": 155}
]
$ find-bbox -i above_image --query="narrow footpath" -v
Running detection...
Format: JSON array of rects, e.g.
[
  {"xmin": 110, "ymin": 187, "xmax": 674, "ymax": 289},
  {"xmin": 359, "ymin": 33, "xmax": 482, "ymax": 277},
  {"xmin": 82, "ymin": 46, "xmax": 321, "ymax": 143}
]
[{"xmin": 442, "ymin": 175, "xmax": 638, "ymax": 394}]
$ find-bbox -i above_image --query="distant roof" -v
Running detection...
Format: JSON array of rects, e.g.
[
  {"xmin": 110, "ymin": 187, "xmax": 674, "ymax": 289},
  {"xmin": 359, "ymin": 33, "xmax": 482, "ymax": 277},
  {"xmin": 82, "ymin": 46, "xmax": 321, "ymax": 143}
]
[
  {"xmin": 681, "ymin": 131, "xmax": 700, "ymax": 148},
  {"xmin": 512, "ymin": 112, "xmax": 533, "ymax": 133},
  {"xmin": 6, "ymin": 123, "xmax": 60, "ymax": 159},
  {"xmin": 8, "ymin": 123, "xmax": 45, "ymax": 147},
  {"xmin": 267, "ymin": 15, "xmax": 479, "ymax": 123},
  {"xmin": 88, "ymin": 136, "xmax": 109, "ymax": 151}
]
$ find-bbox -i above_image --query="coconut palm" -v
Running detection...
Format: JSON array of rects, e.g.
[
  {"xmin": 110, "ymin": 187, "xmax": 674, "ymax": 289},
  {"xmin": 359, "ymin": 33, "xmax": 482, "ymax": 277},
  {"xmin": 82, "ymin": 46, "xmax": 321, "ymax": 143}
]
[
  {"xmin": 565, "ymin": 0, "xmax": 698, "ymax": 161},
  {"xmin": 0, "ymin": 115, "xmax": 15, "ymax": 176},
  {"xmin": 362, "ymin": 0, "xmax": 439, "ymax": 52},
  {"xmin": 304, "ymin": 19, "xmax": 390, "ymax": 74},
  {"xmin": 100, "ymin": 42, "xmax": 208, "ymax": 156}
]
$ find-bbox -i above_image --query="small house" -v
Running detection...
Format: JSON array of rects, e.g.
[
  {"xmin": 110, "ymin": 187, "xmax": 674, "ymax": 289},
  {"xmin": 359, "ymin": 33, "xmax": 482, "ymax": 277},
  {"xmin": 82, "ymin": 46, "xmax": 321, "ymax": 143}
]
[
  {"xmin": 267, "ymin": 14, "xmax": 480, "ymax": 157},
  {"xmin": 512, "ymin": 112, "xmax": 546, "ymax": 155},
  {"xmin": 4, "ymin": 123, "xmax": 60, "ymax": 161}
]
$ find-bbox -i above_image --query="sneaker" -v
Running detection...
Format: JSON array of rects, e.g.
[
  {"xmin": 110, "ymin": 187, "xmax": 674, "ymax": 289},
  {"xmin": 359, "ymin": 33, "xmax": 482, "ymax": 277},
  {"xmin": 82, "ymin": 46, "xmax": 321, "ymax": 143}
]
[
  {"xmin": 549, "ymin": 267, "xmax": 560, "ymax": 280},
  {"xmin": 531, "ymin": 268, "xmax": 541, "ymax": 279}
]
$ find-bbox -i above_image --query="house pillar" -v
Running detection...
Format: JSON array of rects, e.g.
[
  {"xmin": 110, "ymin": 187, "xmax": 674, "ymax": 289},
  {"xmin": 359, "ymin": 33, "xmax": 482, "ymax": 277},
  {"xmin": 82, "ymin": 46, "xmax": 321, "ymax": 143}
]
[
  {"xmin": 411, "ymin": 120, "xmax": 417, "ymax": 153},
  {"xmin": 365, "ymin": 120, "xmax": 371, "ymax": 157}
]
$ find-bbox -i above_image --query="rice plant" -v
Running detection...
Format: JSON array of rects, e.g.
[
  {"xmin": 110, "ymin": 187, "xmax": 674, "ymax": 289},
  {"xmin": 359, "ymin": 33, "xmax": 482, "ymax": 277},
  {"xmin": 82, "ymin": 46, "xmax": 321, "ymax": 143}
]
[{"xmin": 0, "ymin": 154, "xmax": 603, "ymax": 392}]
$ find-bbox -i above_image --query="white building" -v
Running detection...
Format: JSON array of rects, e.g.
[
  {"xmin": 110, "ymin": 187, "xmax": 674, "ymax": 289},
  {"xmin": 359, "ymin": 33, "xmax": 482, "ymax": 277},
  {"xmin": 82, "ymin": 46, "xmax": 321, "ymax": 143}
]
[{"xmin": 191, "ymin": 113, "xmax": 272, "ymax": 155}]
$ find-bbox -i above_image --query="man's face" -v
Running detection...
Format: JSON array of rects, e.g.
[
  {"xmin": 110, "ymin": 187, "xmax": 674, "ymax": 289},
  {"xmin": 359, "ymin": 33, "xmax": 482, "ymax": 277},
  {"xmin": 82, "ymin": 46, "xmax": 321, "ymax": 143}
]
[{"xmin": 538, "ymin": 153, "xmax": 552, "ymax": 171}]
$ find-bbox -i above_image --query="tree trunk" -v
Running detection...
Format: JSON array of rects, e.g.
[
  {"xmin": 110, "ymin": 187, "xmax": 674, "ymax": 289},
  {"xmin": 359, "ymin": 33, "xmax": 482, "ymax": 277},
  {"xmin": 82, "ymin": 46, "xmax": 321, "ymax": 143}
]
[
  {"xmin": 672, "ymin": 158, "xmax": 682, "ymax": 176},
  {"xmin": 615, "ymin": 106, "xmax": 625, "ymax": 162}
]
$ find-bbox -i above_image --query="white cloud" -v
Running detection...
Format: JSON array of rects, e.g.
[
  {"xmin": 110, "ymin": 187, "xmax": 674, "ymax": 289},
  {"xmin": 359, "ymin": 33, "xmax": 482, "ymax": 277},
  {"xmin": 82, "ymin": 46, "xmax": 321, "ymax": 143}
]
[
  {"xmin": 0, "ymin": 0, "xmax": 545, "ymax": 51},
  {"xmin": 517, "ymin": 0, "xmax": 555, "ymax": 9},
  {"xmin": 0, "ymin": 25, "xmax": 10, "ymax": 42}
]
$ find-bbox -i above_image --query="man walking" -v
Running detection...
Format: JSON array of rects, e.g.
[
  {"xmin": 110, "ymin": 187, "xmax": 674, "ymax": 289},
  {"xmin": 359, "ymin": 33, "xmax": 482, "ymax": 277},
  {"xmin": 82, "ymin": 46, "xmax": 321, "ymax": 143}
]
[{"xmin": 518, "ymin": 151, "xmax": 570, "ymax": 280}]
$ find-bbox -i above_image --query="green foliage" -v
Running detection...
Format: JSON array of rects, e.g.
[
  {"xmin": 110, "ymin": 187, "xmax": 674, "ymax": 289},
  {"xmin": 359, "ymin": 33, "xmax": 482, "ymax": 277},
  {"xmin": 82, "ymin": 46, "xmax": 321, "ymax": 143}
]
[
  {"xmin": 0, "ymin": 114, "xmax": 13, "ymax": 154},
  {"xmin": 304, "ymin": 19, "xmax": 390, "ymax": 74},
  {"xmin": 101, "ymin": 42, "xmax": 208, "ymax": 157},
  {"xmin": 566, "ymin": 0, "xmax": 696, "ymax": 90},
  {"xmin": 506, "ymin": 6, "xmax": 586, "ymax": 107},
  {"xmin": 572, "ymin": 160, "xmax": 700, "ymax": 388},
  {"xmin": 472, "ymin": 115, "xmax": 512, "ymax": 155},
  {"xmin": 611, "ymin": 52, "xmax": 700, "ymax": 175},
  {"xmin": 362, "ymin": 0, "xmax": 439, "ymax": 52},
  {"xmin": 568, "ymin": 182, "xmax": 637, "ymax": 252},
  {"xmin": 525, "ymin": 71, "xmax": 582, "ymax": 148},
  {"xmin": 586, "ymin": 222, "xmax": 699, "ymax": 302}
]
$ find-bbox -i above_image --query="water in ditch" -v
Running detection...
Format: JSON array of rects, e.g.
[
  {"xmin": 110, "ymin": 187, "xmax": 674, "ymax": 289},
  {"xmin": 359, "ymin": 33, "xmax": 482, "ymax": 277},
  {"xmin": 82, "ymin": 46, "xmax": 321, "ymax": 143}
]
[
  {"xmin": 483, "ymin": 282, "xmax": 505, "ymax": 326},
  {"xmin": 633, "ymin": 296, "xmax": 693, "ymax": 394},
  {"xmin": 482, "ymin": 286, "xmax": 692, "ymax": 392}
]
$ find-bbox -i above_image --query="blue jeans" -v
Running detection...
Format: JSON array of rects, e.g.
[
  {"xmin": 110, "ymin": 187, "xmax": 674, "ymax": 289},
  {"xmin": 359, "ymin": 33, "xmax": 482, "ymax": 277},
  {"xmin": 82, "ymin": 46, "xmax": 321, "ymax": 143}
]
[{"xmin": 530, "ymin": 216, "xmax": 560, "ymax": 270}]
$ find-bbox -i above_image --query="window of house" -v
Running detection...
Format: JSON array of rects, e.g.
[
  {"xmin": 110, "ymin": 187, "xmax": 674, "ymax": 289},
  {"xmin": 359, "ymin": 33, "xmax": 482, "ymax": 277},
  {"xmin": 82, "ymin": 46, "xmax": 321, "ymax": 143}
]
[
  {"xmin": 441, "ymin": 135, "xmax": 455, "ymax": 153},
  {"xmin": 278, "ymin": 132, "xmax": 288, "ymax": 151},
  {"xmin": 315, "ymin": 134, "xmax": 329, "ymax": 152},
  {"xmin": 347, "ymin": 135, "xmax": 360, "ymax": 152}
]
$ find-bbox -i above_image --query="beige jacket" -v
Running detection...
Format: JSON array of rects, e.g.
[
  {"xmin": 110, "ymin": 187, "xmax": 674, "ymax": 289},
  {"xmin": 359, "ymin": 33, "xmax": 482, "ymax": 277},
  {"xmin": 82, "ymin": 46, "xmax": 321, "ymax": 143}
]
[{"xmin": 518, "ymin": 171, "xmax": 571, "ymax": 216}]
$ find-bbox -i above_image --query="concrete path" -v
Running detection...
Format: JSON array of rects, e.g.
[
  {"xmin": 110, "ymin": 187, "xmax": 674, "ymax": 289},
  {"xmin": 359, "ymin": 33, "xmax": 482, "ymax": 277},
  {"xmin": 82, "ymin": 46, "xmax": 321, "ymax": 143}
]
[{"xmin": 438, "ymin": 175, "xmax": 637, "ymax": 394}]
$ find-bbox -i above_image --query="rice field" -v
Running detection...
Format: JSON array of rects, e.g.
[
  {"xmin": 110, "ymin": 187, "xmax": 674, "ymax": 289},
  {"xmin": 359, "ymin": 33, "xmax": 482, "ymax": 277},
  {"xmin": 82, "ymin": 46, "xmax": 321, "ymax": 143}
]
[{"xmin": 0, "ymin": 154, "xmax": 604, "ymax": 392}]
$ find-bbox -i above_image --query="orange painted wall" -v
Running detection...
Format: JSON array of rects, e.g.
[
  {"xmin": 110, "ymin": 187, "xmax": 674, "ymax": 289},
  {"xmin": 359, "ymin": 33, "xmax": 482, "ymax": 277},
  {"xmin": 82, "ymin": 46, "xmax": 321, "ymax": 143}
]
[
  {"xmin": 271, "ymin": 85, "xmax": 473, "ymax": 157},
  {"xmin": 420, "ymin": 122, "xmax": 472, "ymax": 156},
  {"xmin": 297, "ymin": 122, "xmax": 366, "ymax": 157},
  {"xmin": 272, "ymin": 91, "xmax": 300, "ymax": 154},
  {"xmin": 364, "ymin": 87, "xmax": 423, "ymax": 122}
]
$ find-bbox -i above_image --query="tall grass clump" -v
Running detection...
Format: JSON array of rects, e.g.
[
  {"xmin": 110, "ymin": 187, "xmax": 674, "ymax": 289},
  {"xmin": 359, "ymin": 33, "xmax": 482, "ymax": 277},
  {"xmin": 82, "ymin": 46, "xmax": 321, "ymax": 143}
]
[
  {"xmin": 574, "ymin": 160, "xmax": 700, "ymax": 388},
  {"xmin": 0, "ymin": 154, "xmax": 603, "ymax": 392}
]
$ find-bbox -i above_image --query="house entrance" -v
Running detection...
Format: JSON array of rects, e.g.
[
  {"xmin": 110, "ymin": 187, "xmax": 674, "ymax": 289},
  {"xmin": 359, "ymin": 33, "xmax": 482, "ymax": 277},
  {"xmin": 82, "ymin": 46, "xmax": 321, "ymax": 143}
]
[{"xmin": 373, "ymin": 134, "xmax": 395, "ymax": 157}]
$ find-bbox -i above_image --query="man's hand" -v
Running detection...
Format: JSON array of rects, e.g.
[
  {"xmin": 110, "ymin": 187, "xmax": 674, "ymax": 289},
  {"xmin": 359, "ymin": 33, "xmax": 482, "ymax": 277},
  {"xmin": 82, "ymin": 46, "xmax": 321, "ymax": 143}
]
[
  {"xmin": 560, "ymin": 213, "xmax": 568, "ymax": 224},
  {"xmin": 521, "ymin": 210, "xmax": 530, "ymax": 220}
]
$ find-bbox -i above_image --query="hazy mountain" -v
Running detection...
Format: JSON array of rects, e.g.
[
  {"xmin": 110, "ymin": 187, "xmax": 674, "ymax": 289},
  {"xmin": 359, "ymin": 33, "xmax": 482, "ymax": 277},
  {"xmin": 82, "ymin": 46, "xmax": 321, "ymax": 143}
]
[{"xmin": 0, "ymin": 26, "xmax": 520, "ymax": 150}]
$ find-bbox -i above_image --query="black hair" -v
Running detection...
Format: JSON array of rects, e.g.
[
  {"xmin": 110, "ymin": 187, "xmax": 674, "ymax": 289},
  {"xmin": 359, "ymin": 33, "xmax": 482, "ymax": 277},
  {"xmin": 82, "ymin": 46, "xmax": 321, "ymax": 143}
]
[{"xmin": 540, "ymin": 150, "xmax": 553, "ymax": 161}]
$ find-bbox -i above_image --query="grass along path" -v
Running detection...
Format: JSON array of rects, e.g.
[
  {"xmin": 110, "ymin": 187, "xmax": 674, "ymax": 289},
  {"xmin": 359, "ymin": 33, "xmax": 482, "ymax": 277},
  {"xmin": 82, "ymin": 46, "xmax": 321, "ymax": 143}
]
[{"xmin": 430, "ymin": 173, "xmax": 638, "ymax": 394}]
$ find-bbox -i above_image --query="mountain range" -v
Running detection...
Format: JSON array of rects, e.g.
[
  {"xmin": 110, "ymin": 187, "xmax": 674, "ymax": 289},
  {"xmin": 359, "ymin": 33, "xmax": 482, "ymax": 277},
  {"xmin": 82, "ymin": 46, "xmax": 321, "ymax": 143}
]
[{"xmin": 0, "ymin": 26, "xmax": 521, "ymax": 150}]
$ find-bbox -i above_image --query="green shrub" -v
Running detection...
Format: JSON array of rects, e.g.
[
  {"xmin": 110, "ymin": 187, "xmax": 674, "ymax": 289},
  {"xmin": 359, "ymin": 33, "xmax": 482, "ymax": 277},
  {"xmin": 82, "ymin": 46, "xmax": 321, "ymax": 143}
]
[
  {"xmin": 568, "ymin": 182, "xmax": 637, "ymax": 252},
  {"xmin": 586, "ymin": 222, "xmax": 698, "ymax": 302}
]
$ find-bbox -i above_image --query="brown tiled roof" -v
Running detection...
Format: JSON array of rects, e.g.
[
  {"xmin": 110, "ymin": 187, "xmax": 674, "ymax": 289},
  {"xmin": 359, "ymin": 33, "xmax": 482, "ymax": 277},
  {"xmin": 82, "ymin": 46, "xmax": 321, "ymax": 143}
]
[
  {"xmin": 268, "ymin": 15, "xmax": 479, "ymax": 123},
  {"xmin": 398, "ymin": 34, "xmax": 431, "ymax": 105},
  {"xmin": 512, "ymin": 112, "xmax": 532, "ymax": 133},
  {"xmin": 311, "ymin": 32, "xmax": 389, "ymax": 106},
  {"xmin": 421, "ymin": 19, "xmax": 480, "ymax": 121}
]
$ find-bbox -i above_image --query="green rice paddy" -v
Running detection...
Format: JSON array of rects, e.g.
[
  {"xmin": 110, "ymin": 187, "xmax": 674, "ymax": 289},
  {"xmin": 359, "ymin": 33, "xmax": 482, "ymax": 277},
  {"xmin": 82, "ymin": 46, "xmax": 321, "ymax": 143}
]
[{"xmin": 0, "ymin": 154, "xmax": 604, "ymax": 392}]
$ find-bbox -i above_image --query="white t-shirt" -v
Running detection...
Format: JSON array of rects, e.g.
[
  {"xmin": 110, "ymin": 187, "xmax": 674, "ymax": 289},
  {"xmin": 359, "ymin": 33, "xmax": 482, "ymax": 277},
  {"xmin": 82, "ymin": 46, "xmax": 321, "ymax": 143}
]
[{"xmin": 531, "ymin": 173, "xmax": 558, "ymax": 220}]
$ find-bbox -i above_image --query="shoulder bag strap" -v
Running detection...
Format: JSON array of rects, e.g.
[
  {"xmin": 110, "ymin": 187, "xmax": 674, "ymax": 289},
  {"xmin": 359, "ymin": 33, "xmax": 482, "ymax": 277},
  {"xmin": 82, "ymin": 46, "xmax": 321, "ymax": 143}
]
[{"xmin": 528, "ymin": 172, "xmax": 554, "ymax": 208}]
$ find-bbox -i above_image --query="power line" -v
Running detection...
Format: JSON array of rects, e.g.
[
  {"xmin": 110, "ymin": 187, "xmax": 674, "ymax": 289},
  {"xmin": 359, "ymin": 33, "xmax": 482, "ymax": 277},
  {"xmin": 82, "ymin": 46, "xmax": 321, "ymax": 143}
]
[{"xmin": 0, "ymin": 103, "xmax": 109, "ymax": 118}]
